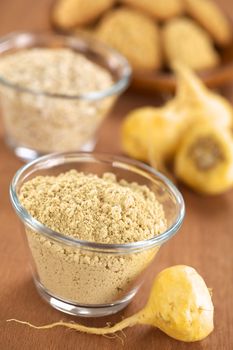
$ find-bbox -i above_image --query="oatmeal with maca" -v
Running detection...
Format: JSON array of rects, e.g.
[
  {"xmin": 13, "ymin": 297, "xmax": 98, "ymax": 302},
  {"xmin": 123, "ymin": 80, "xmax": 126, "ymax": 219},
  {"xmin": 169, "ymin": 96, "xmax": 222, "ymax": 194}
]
[
  {"xmin": 0, "ymin": 48, "xmax": 114, "ymax": 153},
  {"xmin": 19, "ymin": 170, "xmax": 167, "ymax": 304}
]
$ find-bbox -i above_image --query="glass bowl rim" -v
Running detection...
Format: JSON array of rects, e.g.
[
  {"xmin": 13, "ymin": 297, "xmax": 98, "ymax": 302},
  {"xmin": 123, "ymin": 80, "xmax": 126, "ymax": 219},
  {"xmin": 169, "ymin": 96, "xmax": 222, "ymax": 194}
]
[
  {"xmin": 0, "ymin": 31, "xmax": 132, "ymax": 100},
  {"xmin": 10, "ymin": 152, "xmax": 185, "ymax": 253}
]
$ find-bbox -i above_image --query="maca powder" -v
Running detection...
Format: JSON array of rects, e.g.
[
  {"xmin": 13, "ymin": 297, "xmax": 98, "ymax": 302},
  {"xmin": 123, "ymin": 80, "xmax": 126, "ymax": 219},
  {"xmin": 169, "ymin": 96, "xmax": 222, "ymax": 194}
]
[{"xmin": 19, "ymin": 170, "xmax": 167, "ymax": 304}]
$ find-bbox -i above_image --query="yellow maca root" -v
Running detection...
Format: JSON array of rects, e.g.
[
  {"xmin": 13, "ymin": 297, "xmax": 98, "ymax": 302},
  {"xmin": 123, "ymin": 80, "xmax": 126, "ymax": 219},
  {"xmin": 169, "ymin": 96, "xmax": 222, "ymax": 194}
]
[
  {"xmin": 122, "ymin": 64, "xmax": 233, "ymax": 174},
  {"xmin": 141, "ymin": 265, "xmax": 214, "ymax": 342},
  {"xmin": 121, "ymin": 104, "xmax": 184, "ymax": 173},
  {"xmin": 174, "ymin": 122, "xmax": 233, "ymax": 194},
  {"xmin": 8, "ymin": 265, "xmax": 214, "ymax": 342},
  {"xmin": 121, "ymin": 107, "xmax": 159, "ymax": 162},
  {"xmin": 122, "ymin": 63, "xmax": 233, "ymax": 194},
  {"xmin": 173, "ymin": 63, "xmax": 233, "ymax": 129},
  {"xmin": 148, "ymin": 106, "xmax": 185, "ymax": 172}
]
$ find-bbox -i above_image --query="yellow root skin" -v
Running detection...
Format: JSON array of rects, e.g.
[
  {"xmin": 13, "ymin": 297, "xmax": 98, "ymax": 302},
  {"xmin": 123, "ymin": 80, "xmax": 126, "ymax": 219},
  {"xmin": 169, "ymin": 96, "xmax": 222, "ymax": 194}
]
[
  {"xmin": 143, "ymin": 265, "xmax": 214, "ymax": 342},
  {"xmin": 148, "ymin": 107, "xmax": 185, "ymax": 170},
  {"xmin": 175, "ymin": 123, "xmax": 233, "ymax": 194},
  {"xmin": 121, "ymin": 107, "xmax": 162, "ymax": 162},
  {"xmin": 121, "ymin": 105, "xmax": 184, "ymax": 173},
  {"xmin": 7, "ymin": 265, "xmax": 214, "ymax": 343},
  {"xmin": 173, "ymin": 63, "xmax": 233, "ymax": 130}
]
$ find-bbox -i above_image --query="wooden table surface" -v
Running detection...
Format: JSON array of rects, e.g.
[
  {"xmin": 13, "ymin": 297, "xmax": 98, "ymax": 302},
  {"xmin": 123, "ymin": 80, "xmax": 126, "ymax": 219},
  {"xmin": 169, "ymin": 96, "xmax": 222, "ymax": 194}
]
[{"xmin": 0, "ymin": 1, "xmax": 233, "ymax": 349}]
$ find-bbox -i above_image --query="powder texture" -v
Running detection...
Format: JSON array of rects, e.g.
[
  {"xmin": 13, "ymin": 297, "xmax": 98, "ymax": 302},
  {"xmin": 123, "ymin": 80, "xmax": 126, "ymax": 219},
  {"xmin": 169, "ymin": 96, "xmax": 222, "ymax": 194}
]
[
  {"xmin": 19, "ymin": 170, "xmax": 167, "ymax": 305},
  {"xmin": 0, "ymin": 48, "xmax": 114, "ymax": 153},
  {"xmin": 20, "ymin": 170, "xmax": 167, "ymax": 244},
  {"xmin": 0, "ymin": 48, "xmax": 113, "ymax": 95}
]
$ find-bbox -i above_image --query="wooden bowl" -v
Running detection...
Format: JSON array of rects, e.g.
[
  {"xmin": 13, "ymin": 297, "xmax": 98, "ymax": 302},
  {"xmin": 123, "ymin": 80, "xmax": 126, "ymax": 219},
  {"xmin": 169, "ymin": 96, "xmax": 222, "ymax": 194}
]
[{"xmin": 132, "ymin": 41, "xmax": 233, "ymax": 93}]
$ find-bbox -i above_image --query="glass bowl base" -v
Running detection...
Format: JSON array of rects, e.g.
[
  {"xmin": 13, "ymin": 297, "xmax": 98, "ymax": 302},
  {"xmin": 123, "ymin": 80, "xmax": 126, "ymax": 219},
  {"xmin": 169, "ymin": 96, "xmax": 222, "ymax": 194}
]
[
  {"xmin": 35, "ymin": 279, "xmax": 138, "ymax": 317},
  {"xmin": 5, "ymin": 135, "xmax": 97, "ymax": 162}
]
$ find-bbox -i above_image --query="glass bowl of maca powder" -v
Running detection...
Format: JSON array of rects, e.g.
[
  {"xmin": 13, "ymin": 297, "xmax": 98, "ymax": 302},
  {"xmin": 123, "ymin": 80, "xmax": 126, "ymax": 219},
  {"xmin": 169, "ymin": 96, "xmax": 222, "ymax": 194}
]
[
  {"xmin": 10, "ymin": 152, "xmax": 185, "ymax": 317},
  {"xmin": 0, "ymin": 32, "xmax": 131, "ymax": 162}
]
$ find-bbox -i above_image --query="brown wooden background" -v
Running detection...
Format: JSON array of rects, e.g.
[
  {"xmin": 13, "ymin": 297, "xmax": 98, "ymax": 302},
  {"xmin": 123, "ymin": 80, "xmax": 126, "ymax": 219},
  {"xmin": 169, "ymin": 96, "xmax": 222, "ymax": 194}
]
[{"xmin": 0, "ymin": 1, "xmax": 233, "ymax": 349}]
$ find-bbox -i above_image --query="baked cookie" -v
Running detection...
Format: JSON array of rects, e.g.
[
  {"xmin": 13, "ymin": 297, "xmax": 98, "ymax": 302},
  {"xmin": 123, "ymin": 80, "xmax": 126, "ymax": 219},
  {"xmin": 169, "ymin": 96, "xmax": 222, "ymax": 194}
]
[
  {"xmin": 162, "ymin": 17, "xmax": 219, "ymax": 70},
  {"xmin": 121, "ymin": 0, "xmax": 184, "ymax": 20},
  {"xmin": 53, "ymin": 0, "xmax": 115, "ymax": 29},
  {"xmin": 96, "ymin": 8, "xmax": 162, "ymax": 71},
  {"xmin": 184, "ymin": 0, "xmax": 232, "ymax": 46}
]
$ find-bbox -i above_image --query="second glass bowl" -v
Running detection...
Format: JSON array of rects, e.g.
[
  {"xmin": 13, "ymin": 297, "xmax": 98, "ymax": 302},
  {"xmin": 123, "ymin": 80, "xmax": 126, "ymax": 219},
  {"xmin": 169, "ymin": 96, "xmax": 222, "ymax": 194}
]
[
  {"xmin": 0, "ymin": 32, "xmax": 131, "ymax": 161},
  {"xmin": 10, "ymin": 152, "xmax": 185, "ymax": 317}
]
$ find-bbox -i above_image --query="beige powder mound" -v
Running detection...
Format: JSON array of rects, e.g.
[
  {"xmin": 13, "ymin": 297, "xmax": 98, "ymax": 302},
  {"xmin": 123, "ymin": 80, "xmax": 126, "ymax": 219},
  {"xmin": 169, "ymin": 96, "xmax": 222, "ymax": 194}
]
[
  {"xmin": 19, "ymin": 170, "xmax": 167, "ymax": 244},
  {"xmin": 19, "ymin": 171, "xmax": 167, "ymax": 304},
  {"xmin": 0, "ymin": 48, "xmax": 114, "ymax": 153},
  {"xmin": 0, "ymin": 48, "xmax": 113, "ymax": 95}
]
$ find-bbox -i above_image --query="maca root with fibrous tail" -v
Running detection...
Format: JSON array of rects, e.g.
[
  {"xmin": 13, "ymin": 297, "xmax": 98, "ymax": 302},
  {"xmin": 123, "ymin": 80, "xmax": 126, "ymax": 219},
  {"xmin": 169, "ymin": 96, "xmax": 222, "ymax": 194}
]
[{"xmin": 7, "ymin": 265, "xmax": 214, "ymax": 343}]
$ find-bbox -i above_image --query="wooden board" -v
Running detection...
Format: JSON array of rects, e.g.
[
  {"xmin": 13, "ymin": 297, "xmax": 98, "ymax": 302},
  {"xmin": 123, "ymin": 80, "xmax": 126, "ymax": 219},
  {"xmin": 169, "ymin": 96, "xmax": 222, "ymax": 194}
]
[{"xmin": 0, "ymin": 1, "xmax": 233, "ymax": 349}]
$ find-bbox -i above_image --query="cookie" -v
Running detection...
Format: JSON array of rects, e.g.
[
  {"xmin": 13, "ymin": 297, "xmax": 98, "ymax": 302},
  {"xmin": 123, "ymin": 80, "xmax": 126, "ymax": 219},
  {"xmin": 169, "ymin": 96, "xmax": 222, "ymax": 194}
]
[
  {"xmin": 53, "ymin": 0, "xmax": 115, "ymax": 29},
  {"xmin": 162, "ymin": 17, "xmax": 219, "ymax": 70},
  {"xmin": 121, "ymin": 0, "xmax": 184, "ymax": 20},
  {"xmin": 96, "ymin": 8, "xmax": 162, "ymax": 71},
  {"xmin": 184, "ymin": 0, "xmax": 232, "ymax": 46}
]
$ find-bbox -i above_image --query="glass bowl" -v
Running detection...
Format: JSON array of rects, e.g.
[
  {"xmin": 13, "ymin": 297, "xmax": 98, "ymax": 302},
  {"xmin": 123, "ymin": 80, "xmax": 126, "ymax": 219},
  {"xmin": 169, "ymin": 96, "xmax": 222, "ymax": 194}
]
[
  {"xmin": 0, "ymin": 32, "xmax": 131, "ymax": 162},
  {"xmin": 10, "ymin": 152, "xmax": 185, "ymax": 317}
]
